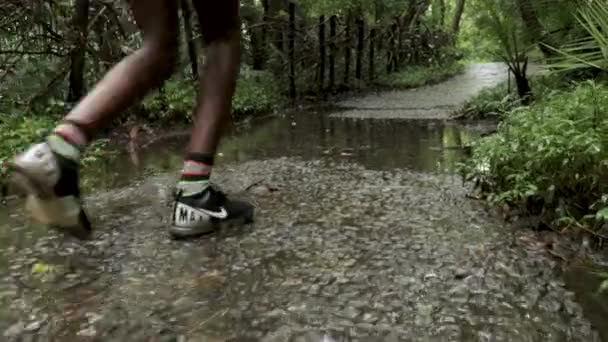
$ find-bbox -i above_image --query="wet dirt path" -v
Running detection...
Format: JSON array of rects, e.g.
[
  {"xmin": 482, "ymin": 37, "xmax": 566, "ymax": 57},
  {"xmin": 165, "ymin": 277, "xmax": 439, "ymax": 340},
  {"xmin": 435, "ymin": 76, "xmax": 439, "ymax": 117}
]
[{"xmin": 0, "ymin": 63, "xmax": 600, "ymax": 341}]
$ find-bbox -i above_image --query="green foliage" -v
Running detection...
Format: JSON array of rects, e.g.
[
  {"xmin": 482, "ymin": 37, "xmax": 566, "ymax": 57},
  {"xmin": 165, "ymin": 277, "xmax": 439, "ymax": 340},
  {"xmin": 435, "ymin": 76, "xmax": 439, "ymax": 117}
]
[
  {"xmin": 376, "ymin": 62, "xmax": 465, "ymax": 89},
  {"xmin": 0, "ymin": 114, "xmax": 113, "ymax": 187},
  {"xmin": 231, "ymin": 68, "xmax": 285, "ymax": 118},
  {"xmin": 466, "ymin": 0, "xmax": 531, "ymax": 62},
  {"xmin": 456, "ymin": 81, "xmax": 518, "ymax": 118},
  {"xmin": 546, "ymin": 0, "xmax": 608, "ymax": 72},
  {"xmin": 459, "ymin": 0, "xmax": 581, "ymax": 64},
  {"xmin": 461, "ymin": 81, "xmax": 608, "ymax": 231},
  {"xmin": 0, "ymin": 115, "xmax": 55, "ymax": 178},
  {"xmin": 600, "ymin": 276, "xmax": 608, "ymax": 294},
  {"xmin": 141, "ymin": 79, "xmax": 196, "ymax": 123},
  {"xmin": 456, "ymin": 74, "xmax": 572, "ymax": 119},
  {"xmin": 457, "ymin": 12, "xmax": 502, "ymax": 62},
  {"xmin": 142, "ymin": 68, "xmax": 284, "ymax": 123}
]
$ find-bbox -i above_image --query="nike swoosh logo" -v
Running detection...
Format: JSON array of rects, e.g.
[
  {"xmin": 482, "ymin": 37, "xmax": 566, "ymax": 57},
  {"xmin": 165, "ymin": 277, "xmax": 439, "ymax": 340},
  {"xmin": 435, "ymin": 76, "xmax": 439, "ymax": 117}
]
[{"xmin": 195, "ymin": 207, "xmax": 228, "ymax": 219}]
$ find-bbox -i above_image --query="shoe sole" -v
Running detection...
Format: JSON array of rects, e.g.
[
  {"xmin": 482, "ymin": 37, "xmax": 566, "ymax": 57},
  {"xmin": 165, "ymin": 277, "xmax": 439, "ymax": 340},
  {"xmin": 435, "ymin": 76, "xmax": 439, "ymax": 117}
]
[
  {"xmin": 169, "ymin": 207, "xmax": 254, "ymax": 239},
  {"xmin": 9, "ymin": 163, "xmax": 92, "ymax": 240}
]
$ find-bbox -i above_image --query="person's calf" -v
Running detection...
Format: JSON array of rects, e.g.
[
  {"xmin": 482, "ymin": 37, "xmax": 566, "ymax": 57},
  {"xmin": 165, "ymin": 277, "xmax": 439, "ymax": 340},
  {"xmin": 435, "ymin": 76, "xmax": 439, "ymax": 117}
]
[{"xmin": 141, "ymin": 40, "xmax": 178, "ymax": 86}]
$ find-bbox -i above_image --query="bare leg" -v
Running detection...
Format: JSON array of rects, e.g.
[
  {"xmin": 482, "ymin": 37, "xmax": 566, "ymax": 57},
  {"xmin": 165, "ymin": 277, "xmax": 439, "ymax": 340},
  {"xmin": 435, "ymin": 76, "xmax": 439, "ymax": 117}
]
[
  {"xmin": 65, "ymin": 0, "xmax": 179, "ymax": 135},
  {"xmin": 167, "ymin": 0, "xmax": 252, "ymax": 239},
  {"xmin": 12, "ymin": 0, "xmax": 252, "ymax": 240},
  {"xmin": 189, "ymin": 0, "xmax": 241, "ymax": 154}
]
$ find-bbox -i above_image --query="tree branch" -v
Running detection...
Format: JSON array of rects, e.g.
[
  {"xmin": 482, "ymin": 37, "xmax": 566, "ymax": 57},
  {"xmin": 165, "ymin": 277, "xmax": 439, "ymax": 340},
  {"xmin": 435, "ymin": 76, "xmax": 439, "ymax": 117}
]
[{"xmin": 0, "ymin": 50, "xmax": 65, "ymax": 57}]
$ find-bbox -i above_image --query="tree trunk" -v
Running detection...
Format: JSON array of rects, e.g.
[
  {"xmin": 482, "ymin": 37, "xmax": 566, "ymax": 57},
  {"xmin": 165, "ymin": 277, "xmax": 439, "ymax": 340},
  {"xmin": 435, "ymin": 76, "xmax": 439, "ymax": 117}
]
[
  {"xmin": 509, "ymin": 58, "xmax": 532, "ymax": 104},
  {"xmin": 67, "ymin": 0, "xmax": 90, "ymax": 103},
  {"xmin": 355, "ymin": 18, "xmax": 364, "ymax": 80},
  {"xmin": 261, "ymin": 0, "xmax": 270, "ymax": 66},
  {"xmin": 369, "ymin": 28, "xmax": 376, "ymax": 81},
  {"xmin": 262, "ymin": 0, "xmax": 269, "ymax": 55},
  {"xmin": 514, "ymin": 72, "xmax": 532, "ymax": 103},
  {"xmin": 344, "ymin": 13, "xmax": 351, "ymax": 85},
  {"xmin": 396, "ymin": 19, "xmax": 402, "ymax": 71},
  {"xmin": 329, "ymin": 15, "xmax": 336, "ymax": 89},
  {"xmin": 319, "ymin": 15, "xmax": 325, "ymax": 91},
  {"xmin": 242, "ymin": 0, "xmax": 266, "ymax": 70},
  {"xmin": 450, "ymin": 0, "xmax": 465, "ymax": 35},
  {"xmin": 439, "ymin": 0, "xmax": 446, "ymax": 27},
  {"xmin": 516, "ymin": 0, "xmax": 557, "ymax": 58},
  {"xmin": 268, "ymin": 0, "xmax": 284, "ymax": 56},
  {"xmin": 387, "ymin": 24, "xmax": 396, "ymax": 73},
  {"xmin": 288, "ymin": 2, "xmax": 296, "ymax": 98},
  {"xmin": 180, "ymin": 0, "xmax": 198, "ymax": 79}
]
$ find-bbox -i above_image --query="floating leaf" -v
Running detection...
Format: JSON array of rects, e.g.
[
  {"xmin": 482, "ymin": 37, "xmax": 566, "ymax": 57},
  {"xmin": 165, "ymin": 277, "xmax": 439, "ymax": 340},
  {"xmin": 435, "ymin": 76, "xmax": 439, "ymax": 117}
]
[
  {"xmin": 599, "ymin": 280, "xmax": 608, "ymax": 294},
  {"xmin": 596, "ymin": 207, "xmax": 608, "ymax": 222},
  {"xmin": 31, "ymin": 262, "xmax": 57, "ymax": 275}
]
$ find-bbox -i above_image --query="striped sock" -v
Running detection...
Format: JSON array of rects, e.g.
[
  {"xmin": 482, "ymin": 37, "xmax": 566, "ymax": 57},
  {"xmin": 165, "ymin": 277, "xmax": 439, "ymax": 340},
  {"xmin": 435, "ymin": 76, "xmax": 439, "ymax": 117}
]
[
  {"xmin": 46, "ymin": 123, "xmax": 88, "ymax": 162},
  {"xmin": 177, "ymin": 153, "xmax": 214, "ymax": 196}
]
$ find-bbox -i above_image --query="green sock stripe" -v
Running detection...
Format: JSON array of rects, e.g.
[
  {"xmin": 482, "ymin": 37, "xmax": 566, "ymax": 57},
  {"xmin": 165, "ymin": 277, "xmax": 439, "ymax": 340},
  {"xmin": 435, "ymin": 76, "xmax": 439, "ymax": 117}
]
[
  {"xmin": 47, "ymin": 134, "xmax": 81, "ymax": 162},
  {"xmin": 177, "ymin": 179, "xmax": 210, "ymax": 196}
]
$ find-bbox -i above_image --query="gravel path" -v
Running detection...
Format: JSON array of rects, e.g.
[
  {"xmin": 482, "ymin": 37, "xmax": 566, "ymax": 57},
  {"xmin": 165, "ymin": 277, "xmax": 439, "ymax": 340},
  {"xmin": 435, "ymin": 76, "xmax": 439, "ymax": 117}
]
[{"xmin": 333, "ymin": 63, "xmax": 542, "ymax": 119}]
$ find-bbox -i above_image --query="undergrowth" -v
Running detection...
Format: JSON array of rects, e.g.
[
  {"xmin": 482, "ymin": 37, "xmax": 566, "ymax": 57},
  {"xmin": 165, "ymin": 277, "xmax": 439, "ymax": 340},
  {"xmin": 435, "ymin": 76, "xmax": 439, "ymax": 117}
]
[
  {"xmin": 376, "ymin": 62, "xmax": 465, "ymax": 89},
  {"xmin": 455, "ymin": 74, "xmax": 574, "ymax": 120},
  {"xmin": 461, "ymin": 81, "xmax": 608, "ymax": 234},
  {"xmin": 0, "ymin": 115, "xmax": 113, "ymax": 190},
  {"xmin": 142, "ymin": 67, "xmax": 284, "ymax": 123}
]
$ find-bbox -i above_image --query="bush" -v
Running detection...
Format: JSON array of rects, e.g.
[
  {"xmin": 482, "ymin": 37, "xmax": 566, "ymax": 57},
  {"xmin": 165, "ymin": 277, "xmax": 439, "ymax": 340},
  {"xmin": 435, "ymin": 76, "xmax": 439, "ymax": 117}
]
[
  {"xmin": 142, "ymin": 67, "xmax": 284, "ymax": 123},
  {"xmin": 455, "ymin": 74, "xmax": 574, "ymax": 120},
  {"xmin": 0, "ymin": 115, "xmax": 55, "ymax": 176},
  {"xmin": 455, "ymin": 81, "xmax": 518, "ymax": 119},
  {"xmin": 231, "ymin": 67, "xmax": 285, "ymax": 118},
  {"xmin": 376, "ymin": 62, "xmax": 465, "ymax": 89},
  {"xmin": 461, "ymin": 81, "xmax": 608, "ymax": 231}
]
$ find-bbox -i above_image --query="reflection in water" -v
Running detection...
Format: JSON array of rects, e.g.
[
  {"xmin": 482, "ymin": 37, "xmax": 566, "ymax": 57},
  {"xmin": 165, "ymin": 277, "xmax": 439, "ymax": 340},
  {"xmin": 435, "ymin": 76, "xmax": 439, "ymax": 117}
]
[
  {"xmin": 81, "ymin": 113, "xmax": 476, "ymax": 191},
  {"xmin": 222, "ymin": 114, "xmax": 475, "ymax": 172}
]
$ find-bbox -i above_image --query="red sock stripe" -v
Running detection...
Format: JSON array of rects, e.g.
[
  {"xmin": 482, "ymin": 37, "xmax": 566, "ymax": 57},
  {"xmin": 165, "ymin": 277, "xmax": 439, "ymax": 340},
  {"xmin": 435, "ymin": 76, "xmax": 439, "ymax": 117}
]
[
  {"xmin": 185, "ymin": 160, "xmax": 212, "ymax": 167},
  {"xmin": 181, "ymin": 172, "xmax": 211, "ymax": 177},
  {"xmin": 53, "ymin": 130, "xmax": 82, "ymax": 147}
]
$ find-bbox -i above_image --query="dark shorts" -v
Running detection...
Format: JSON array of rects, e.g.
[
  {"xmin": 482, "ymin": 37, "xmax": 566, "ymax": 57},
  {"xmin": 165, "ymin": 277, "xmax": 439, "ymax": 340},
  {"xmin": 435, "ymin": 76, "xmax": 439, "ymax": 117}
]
[{"xmin": 192, "ymin": 0, "xmax": 240, "ymax": 44}]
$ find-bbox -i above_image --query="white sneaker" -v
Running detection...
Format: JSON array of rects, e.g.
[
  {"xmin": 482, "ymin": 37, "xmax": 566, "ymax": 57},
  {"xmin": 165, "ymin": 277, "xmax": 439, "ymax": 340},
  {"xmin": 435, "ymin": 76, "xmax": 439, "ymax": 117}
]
[{"xmin": 9, "ymin": 140, "xmax": 91, "ymax": 239}]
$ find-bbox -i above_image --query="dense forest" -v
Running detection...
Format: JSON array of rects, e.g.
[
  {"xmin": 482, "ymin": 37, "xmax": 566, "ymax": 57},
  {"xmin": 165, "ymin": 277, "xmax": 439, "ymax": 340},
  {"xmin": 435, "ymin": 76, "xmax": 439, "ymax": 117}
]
[{"xmin": 0, "ymin": 0, "xmax": 464, "ymax": 116}]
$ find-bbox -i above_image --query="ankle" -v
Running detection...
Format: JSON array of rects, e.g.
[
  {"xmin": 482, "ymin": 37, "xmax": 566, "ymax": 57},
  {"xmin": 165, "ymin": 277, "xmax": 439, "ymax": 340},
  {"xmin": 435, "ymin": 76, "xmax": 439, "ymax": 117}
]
[
  {"xmin": 47, "ymin": 134, "xmax": 82, "ymax": 163},
  {"xmin": 54, "ymin": 123, "xmax": 88, "ymax": 147},
  {"xmin": 177, "ymin": 153, "xmax": 214, "ymax": 196}
]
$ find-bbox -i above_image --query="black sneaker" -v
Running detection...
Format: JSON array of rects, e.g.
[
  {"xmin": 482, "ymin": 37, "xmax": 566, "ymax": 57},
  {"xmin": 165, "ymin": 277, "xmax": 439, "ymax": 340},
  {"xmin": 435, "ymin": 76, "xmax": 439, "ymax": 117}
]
[
  {"xmin": 8, "ymin": 141, "xmax": 92, "ymax": 239},
  {"xmin": 170, "ymin": 185, "xmax": 254, "ymax": 238}
]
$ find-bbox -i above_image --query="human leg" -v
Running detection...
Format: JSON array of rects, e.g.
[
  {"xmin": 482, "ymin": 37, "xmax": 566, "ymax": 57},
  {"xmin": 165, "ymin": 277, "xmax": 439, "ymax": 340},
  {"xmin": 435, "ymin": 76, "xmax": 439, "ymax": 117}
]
[
  {"xmin": 170, "ymin": 0, "xmax": 254, "ymax": 238},
  {"xmin": 10, "ymin": 0, "xmax": 179, "ymax": 239}
]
